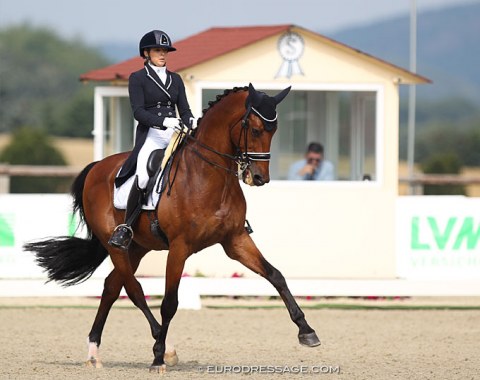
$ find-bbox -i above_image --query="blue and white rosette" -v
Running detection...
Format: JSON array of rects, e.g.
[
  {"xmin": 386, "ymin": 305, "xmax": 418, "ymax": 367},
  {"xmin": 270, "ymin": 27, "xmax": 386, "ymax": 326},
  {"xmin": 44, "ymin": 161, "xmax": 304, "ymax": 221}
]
[{"xmin": 275, "ymin": 32, "xmax": 305, "ymax": 79}]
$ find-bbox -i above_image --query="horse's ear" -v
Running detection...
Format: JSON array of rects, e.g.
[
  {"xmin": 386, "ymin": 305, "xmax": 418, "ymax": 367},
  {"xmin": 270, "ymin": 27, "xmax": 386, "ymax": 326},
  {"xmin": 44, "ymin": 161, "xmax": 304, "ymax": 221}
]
[
  {"xmin": 273, "ymin": 86, "xmax": 291, "ymax": 105},
  {"xmin": 248, "ymin": 82, "xmax": 263, "ymax": 106}
]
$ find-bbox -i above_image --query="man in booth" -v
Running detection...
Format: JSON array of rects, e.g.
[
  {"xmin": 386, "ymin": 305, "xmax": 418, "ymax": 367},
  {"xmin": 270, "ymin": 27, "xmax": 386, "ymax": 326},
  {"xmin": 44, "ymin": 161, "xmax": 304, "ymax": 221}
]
[{"xmin": 287, "ymin": 142, "xmax": 335, "ymax": 181}]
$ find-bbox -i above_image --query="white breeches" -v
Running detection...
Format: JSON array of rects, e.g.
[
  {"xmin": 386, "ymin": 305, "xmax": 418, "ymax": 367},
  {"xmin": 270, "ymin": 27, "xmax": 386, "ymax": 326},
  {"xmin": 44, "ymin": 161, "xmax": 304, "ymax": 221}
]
[{"xmin": 136, "ymin": 127, "xmax": 174, "ymax": 188}]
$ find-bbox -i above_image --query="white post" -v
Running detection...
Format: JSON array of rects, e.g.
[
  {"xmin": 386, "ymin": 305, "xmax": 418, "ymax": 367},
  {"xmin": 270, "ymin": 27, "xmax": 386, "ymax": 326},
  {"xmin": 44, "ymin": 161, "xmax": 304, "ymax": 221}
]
[
  {"xmin": 93, "ymin": 87, "xmax": 105, "ymax": 161},
  {"xmin": 0, "ymin": 164, "xmax": 10, "ymax": 193},
  {"xmin": 407, "ymin": 0, "xmax": 417, "ymax": 194}
]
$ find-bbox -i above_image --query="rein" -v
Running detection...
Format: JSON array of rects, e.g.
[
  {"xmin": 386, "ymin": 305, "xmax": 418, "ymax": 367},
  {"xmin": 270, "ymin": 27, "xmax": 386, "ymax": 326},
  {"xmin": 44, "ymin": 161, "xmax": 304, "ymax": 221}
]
[{"xmin": 183, "ymin": 130, "xmax": 238, "ymax": 175}]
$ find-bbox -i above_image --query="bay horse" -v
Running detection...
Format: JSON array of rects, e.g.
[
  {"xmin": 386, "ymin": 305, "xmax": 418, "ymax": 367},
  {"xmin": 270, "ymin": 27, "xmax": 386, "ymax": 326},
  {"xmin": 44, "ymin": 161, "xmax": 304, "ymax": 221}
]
[{"xmin": 25, "ymin": 83, "xmax": 320, "ymax": 373}]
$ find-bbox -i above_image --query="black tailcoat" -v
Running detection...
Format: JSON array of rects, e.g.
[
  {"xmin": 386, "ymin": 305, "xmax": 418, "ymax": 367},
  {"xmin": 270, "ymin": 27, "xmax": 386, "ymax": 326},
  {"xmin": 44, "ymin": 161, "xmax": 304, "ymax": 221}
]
[{"xmin": 115, "ymin": 64, "xmax": 194, "ymax": 187}]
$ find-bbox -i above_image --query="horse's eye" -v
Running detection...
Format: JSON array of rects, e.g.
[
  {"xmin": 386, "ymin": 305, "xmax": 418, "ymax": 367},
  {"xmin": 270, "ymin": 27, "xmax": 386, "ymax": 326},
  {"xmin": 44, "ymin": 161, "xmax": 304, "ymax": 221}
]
[{"xmin": 251, "ymin": 128, "xmax": 262, "ymax": 137}]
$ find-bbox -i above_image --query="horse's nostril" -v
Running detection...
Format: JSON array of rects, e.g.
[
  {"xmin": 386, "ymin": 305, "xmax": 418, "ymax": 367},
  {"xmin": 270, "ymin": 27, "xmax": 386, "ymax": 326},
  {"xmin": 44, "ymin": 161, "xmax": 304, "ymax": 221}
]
[{"xmin": 253, "ymin": 174, "xmax": 266, "ymax": 186}]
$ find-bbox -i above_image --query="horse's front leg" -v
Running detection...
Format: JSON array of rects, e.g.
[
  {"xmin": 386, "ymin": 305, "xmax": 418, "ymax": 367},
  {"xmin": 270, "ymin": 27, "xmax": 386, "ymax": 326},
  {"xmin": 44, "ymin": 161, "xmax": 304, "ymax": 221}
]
[
  {"xmin": 223, "ymin": 233, "xmax": 321, "ymax": 347},
  {"xmin": 150, "ymin": 242, "xmax": 188, "ymax": 373}
]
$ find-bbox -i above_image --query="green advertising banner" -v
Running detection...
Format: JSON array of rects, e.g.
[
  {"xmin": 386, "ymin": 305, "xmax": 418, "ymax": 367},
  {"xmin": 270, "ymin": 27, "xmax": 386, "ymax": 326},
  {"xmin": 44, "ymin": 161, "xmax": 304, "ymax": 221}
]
[
  {"xmin": 0, "ymin": 213, "xmax": 15, "ymax": 247},
  {"xmin": 397, "ymin": 197, "xmax": 480, "ymax": 279}
]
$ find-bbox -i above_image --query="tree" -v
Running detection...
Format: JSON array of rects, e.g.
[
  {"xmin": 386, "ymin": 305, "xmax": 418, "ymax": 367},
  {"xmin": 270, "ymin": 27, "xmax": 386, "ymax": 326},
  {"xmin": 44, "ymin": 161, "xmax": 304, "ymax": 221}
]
[
  {"xmin": 0, "ymin": 24, "xmax": 109, "ymax": 136},
  {"xmin": 414, "ymin": 120, "xmax": 480, "ymax": 167},
  {"xmin": 421, "ymin": 153, "xmax": 466, "ymax": 195},
  {"xmin": 47, "ymin": 88, "xmax": 95, "ymax": 137},
  {"xmin": 0, "ymin": 127, "xmax": 69, "ymax": 193}
]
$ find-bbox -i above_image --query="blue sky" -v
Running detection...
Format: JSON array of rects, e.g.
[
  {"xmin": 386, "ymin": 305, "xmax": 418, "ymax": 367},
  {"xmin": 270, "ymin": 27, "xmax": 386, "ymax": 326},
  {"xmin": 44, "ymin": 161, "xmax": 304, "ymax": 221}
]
[{"xmin": 1, "ymin": 0, "xmax": 478, "ymax": 44}]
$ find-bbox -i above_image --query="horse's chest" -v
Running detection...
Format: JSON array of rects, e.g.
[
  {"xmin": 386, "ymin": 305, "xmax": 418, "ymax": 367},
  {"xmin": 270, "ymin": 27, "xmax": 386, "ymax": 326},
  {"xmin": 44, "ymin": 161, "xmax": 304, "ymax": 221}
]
[{"xmin": 211, "ymin": 205, "xmax": 237, "ymax": 230}]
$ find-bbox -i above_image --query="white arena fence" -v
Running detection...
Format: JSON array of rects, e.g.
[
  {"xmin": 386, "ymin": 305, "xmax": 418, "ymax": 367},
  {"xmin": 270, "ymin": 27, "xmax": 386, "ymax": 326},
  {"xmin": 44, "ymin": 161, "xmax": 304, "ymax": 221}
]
[{"xmin": 1, "ymin": 194, "xmax": 480, "ymax": 309}]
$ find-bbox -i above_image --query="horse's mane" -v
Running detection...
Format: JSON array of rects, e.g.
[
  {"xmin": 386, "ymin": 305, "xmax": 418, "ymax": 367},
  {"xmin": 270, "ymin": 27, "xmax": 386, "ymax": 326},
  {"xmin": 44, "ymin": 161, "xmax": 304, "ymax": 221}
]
[{"xmin": 198, "ymin": 86, "xmax": 248, "ymax": 124}]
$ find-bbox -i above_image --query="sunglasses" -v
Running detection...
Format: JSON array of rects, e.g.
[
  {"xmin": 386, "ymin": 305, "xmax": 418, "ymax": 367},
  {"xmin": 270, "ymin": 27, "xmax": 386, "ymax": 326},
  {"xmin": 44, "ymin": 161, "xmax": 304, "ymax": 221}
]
[{"xmin": 307, "ymin": 157, "xmax": 321, "ymax": 164}]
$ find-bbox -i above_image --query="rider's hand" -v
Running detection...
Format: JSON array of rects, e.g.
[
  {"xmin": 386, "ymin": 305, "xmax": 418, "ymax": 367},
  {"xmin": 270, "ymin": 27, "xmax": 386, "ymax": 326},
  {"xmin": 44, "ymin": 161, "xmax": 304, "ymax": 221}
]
[
  {"xmin": 163, "ymin": 117, "xmax": 181, "ymax": 129},
  {"xmin": 189, "ymin": 117, "xmax": 198, "ymax": 130}
]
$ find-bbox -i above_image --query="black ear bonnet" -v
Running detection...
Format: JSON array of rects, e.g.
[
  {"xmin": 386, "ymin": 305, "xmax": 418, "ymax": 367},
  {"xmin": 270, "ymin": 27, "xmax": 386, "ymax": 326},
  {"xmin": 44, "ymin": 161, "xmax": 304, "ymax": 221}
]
[{"xmin": 244, "ymin": 83, "xmax": 291, "ymax": 131}]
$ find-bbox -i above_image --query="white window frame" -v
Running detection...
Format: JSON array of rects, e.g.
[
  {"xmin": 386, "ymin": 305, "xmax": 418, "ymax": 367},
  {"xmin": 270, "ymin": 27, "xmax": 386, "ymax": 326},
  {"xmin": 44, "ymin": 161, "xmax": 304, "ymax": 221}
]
[
  {"xmin": 196, "ymin": 81, "xmax": 385, "ymax": 186},
  {"xmin": 93, "ymin": 86, "xmax": 132, "ymax": 160}
]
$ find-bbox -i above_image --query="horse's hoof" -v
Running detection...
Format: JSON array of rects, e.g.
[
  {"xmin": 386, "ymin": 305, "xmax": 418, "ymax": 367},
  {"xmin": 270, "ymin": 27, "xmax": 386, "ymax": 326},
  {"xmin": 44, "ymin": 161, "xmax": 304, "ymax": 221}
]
[
  {"xmin": 85, "ymin": 357, "xmax": 103, "ymax": 368},
  {"xmin": 164, "ymin": 350, "xmax": 179, "ymax": 366},
  {"xmin": 298, "ymin": 332, "xmax": 321, "ymax": 347},
  {"xmin": 149, "ymin": 364, "xmax": 167, "ymax": 373}
]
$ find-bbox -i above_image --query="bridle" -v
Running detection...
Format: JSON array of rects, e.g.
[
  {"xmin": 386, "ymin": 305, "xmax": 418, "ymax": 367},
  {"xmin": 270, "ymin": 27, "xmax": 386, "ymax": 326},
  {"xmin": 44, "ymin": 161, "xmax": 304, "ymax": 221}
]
[
  {"xmin": 182, "ymin": 100, "xmax": 277, "ymax": 178},
  {"xmin": 234, "ymin": 103, "xmax": 276, "ymax": 177}
]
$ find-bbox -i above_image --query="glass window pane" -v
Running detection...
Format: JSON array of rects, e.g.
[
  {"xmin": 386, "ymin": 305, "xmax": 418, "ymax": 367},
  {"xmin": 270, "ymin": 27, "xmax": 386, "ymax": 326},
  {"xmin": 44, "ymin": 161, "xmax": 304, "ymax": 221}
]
[
  {"xmin": 363, "ymin": 94, "xmax": 377, "ymax": 180},
  {"xmin": 200, "ymin": 88, "xmax": 377, "ymax": 182}
]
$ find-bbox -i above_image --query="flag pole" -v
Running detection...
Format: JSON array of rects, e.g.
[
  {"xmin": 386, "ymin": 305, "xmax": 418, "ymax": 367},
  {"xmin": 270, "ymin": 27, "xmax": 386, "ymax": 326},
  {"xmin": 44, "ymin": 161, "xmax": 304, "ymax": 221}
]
[{"xmin": 407, "ymin": 0, "xmax": 417, "ymax": 194}]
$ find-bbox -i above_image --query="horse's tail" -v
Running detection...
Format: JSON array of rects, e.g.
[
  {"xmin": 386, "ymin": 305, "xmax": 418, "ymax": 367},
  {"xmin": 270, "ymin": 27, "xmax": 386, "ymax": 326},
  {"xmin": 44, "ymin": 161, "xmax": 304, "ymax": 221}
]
[
  {"xmin": 24, "ymin": 161, "xmax": 109, "ymax": 287},
  {"xmin": 71, "ymin": 161, "xmax": 97, "ymax": 228}
]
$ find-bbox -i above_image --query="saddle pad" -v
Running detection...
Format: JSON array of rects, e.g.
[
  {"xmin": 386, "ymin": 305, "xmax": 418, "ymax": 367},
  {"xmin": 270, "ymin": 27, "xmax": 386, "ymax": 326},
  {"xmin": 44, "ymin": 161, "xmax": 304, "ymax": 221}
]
[
  {"xmin": 113, "ymin": 171, "xmax": 163, "ymax": 211},
  {"xmin": 113, "ymin": 130, "xmax": 182, "ymax": 210}
]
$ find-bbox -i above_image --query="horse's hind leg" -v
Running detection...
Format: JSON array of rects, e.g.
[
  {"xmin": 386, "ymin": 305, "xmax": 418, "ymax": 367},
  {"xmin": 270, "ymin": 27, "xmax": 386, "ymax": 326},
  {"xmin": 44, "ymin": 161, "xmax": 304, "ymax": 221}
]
[
  {"xmin": 86, "ymin": 244, "xmax": 149, "ymax": 367},
  {"xmin": 223, "ymin": 234, "xmax": 321, "ymax": 347},
  {"xmin": 86, "ymin": 243, "xmax": 177, "ymax": 368},
  {"xmin": 86, "ymin": 269, "xmax": 122, "ymax": 368}
]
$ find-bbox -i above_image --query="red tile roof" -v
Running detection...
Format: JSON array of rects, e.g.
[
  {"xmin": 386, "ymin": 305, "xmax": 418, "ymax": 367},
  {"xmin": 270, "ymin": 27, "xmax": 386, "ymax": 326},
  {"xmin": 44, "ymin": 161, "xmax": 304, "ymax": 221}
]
[
  {"xmin": 80, "ymin": 25, "xmax": 292, "ymax": 82},
  {"xmin": 80, "ymin": 24, "xmax": 430, "ymax": 84}
]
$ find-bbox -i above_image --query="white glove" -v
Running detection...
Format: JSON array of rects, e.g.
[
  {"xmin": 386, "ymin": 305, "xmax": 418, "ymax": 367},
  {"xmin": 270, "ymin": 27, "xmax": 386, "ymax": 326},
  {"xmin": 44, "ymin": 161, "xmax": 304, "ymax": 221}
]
[
  {"xmin": 189, "ymin": 117, "xmax": 198, "ymax": 130},
  {"xmin": 163, "ymin": 117, "xmax": 181, "ymax": 129}
]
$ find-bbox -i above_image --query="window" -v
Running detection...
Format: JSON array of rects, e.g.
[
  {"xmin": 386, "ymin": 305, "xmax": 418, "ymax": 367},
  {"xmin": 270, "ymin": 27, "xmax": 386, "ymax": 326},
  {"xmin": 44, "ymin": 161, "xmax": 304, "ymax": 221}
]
[
  {"xmin": 202, "ymin": 88, "xmax": 379, "ymax": 181},
  {"xmin": 105, "ymin": 96, "xmax": 134, "ymax": 156},
  {"xmin": 93, "ymin": 87, "xmax": 134, "ymax": 160}
]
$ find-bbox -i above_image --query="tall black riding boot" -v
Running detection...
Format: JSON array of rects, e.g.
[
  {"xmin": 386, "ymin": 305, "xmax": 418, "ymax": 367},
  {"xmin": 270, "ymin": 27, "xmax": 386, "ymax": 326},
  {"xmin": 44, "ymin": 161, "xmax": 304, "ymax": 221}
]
[{"xmin": 108, "ymin": 176, "xmax": 145, "ymax": 251}]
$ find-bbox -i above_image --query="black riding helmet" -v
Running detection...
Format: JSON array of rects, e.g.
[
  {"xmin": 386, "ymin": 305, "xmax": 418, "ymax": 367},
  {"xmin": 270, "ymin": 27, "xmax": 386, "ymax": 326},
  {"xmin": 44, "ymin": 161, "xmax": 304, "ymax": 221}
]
[{"xmin": 139, "ymin": 30, "xmax": 176, "ymax": 57}]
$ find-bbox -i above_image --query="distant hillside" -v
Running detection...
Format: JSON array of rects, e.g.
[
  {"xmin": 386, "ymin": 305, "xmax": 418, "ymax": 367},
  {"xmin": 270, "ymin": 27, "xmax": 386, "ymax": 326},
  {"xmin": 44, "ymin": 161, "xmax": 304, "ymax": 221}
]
[
  {"xmin": 329, "ymin": 2, "xmax": 480, "ymax": 103},
  {"xmin": 98, "ymin": 3, "xmax": 480, "ymax": 105},
  {"xmin": 97, "ymin": 42, "xmax": 136, "ymax": 62}
]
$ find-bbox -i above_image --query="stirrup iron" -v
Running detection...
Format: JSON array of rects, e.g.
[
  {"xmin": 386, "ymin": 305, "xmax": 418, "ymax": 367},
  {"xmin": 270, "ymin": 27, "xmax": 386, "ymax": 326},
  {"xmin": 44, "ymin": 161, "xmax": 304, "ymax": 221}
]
[{"xmin": 108, "ymin": 224, "xmax": 134, "ymax": 251}]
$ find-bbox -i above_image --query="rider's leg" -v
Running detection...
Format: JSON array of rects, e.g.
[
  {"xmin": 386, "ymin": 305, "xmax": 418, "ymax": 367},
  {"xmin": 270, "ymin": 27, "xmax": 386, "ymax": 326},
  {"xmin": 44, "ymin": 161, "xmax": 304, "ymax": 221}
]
[
  {"xmin": 108, "ymin": 176, "xmax": 145, "ymax": 250},
  {"xmin": 109, "ymin": 129, "xmax": 171, "ymax": 251}
]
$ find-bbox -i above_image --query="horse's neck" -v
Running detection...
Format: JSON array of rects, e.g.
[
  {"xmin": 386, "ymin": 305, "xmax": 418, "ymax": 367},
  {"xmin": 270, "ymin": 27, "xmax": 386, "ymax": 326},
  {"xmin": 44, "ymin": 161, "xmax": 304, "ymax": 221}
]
[
  {"xmin": 193, "ymin": 94, "xmax": 245, "ymax": 164},
  {"xmin": 180, "ymin": 125, "xmax": 241, "ymax": 206},
  {"xmin": 194, "ymin": 123, "xmax": 233, "ymax": 156},
  {"xmin": 179, "ymin": 91, "xmax": 247, "ymax": 197},
  {"xmin": 185, "ymin": 125, "xmax": 237, "ymax": 186}
]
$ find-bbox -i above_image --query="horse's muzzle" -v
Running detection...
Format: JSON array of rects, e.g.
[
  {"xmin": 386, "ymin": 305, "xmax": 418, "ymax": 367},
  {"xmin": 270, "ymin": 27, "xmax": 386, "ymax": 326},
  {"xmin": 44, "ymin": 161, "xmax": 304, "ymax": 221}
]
[
  {"xmin": 242, "ymin": 167, "xmax": 269, "ymax": 186},
  {"xmin": 253, "ymin": 173, "xmax": 267, "ymax": 186}
]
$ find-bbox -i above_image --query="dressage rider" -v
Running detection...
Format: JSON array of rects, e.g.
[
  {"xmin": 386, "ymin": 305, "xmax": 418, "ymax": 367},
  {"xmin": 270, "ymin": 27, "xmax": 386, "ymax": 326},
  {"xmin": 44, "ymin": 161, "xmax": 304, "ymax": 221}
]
[{"xmin": 109, "ymin": 30, "xmax": 197, "ymax": 251}]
